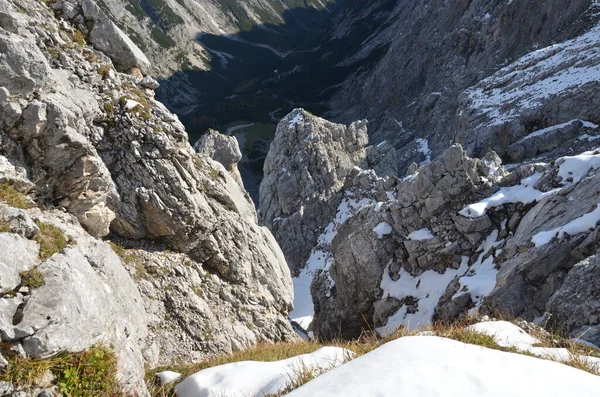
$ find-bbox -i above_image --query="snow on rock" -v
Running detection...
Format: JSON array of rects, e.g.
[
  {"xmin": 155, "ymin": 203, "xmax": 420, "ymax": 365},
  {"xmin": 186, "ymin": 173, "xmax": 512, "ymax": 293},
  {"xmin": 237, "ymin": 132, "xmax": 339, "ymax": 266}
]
[
  {"xmin": 407, "ymin": 228, "xmax": 434, "ymax": 241},
  {"xmin": 515, "ymin": 119, "xmax": 598, "ymax": 143},
  {"xmin": 453, "ymin": 230, "xmax": 503, "ymax": 311},
  {"xmin": 459, "ymin": 172, "xmax": 556, "ymax": 218},
  {"xmin": 467, "ymin": 321, "xmax": 600, "ymax": 370},
  {"xmin": 288, "ymin": 113, "xmax": 304, "ymax": 128},
  {"xmin": 466, "ymin": 321, "xmax": 541, "ymax": 350},
  {"xmin": 124, "ymin": 99, "xmax": 142, "ymax": 111},
  {"xmin": 285, "ymin": 336, "xmax": 600, "ymax": 397},
  {"xmin": 376, "ymin": 257, "xmax": 469, "ymax": 336},
  {"xmin": 556, "ymin": 149, "xmax": 600, "ymax": 185},
  {"xmin": 372, "ymin": 222, "xmax": 392, "ymax": 239},
  {"xmin": 290, "ymin": 195, "xmax": 376, "ymax": 329},
  {"xmin": 175, "ymin": 347, "xmax": 351, "ymax": 397},
  {"xmin": 155, "ymin": 371, "xmax": 182, "ymax": 385},
  {"xmin": 415, "ymin": 138, "xmax": 432, "ymax": 164},
  {"xmin": 531, "ymin": 203, "xmax": 600, "ymax": 247},
  {"xmin": 463, "ymin": 23, "xmax": 600, "ymax": 129}
]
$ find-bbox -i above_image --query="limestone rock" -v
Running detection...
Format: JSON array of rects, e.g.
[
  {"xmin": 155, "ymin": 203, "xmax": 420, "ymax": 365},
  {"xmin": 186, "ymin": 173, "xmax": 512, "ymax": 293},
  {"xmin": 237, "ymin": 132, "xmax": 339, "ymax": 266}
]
[
  {"xmin": 259, "ymin": 109, "xmax": 395, "ymax": 273},
  {"xmin": 0, "ymin": 31, "xmax": 50, "ymax": 95},
  {"xmin": 80, "ymin": 0, "xmax": 151, "ymax": 73},
  {"xmin": 194, "ymin": 129, "xmax": 245, "ymax": 188},
  {"xmin": 0, "ymin": 233, "xmax": 39, "ymax": 293},
  {"xmin": 547, "ymin": 254, "xmax": 600, "ymax": 347}
]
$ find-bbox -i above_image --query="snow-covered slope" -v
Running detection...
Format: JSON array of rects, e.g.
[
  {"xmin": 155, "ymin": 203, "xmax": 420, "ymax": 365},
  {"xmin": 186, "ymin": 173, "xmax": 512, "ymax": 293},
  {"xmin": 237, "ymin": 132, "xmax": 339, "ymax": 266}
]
[
  {"xmin": 175, "ymin": 347, "xmax": 351, "ymax": 397},
  {"xmin": 286, "ymin": 336, "xmax": 600, "ymax": 397},
  {"xmin": 458, "ymin": 20, "xmax": 600, "ymax": 160}
]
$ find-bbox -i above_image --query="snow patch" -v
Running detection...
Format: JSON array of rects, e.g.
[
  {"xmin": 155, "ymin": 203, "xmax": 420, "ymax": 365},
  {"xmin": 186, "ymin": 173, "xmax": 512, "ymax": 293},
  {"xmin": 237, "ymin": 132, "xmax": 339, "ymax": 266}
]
[
  {"xmin": 377, "ymin": 257, "xmax": 469, "ymax": 336},
  {"xmin": 453, "ymin": 230, "xmax": 502, "ymax": 309},
  {"xmin": 291, "ymin": 196, "xmax": 376, "ymax": 327},
  {"xmin": 531, "ymin": 203, "xmax": 600, "ymax": 247},
  {"xmin": 124, "ymin": 99, "xmax": 142, "ymax": 111},
  {"xmin": 459, "ymin": 173, "xmax": 556, "ymax": 218},
  {"xmin": 557, "ymin": 149, "xmax": 600, "ymax": 185},
  {"xmin": 407, "ymin": 228, "xmax": 434, "ymax": 241},
  {"xmin": 467, "ymin": 321, "xmax": 600, "ymax": 369},
  {"xmin": 415, "ymin": 138, "xmax": 431, "ymax": 164},
  {"xmin": 372, "ymin": 222, "xmax": 392, "ymax": 239},
  {"xmin": 285, "ymin": 336, "xmax": 600, "ymax": 397},
  {"xmin": 288, "ymin": 113, "xmax": 304, "ymax": 128},
  {"xmin": 155, "ymin": 371, "xmax": 182, "ymax": 385},
  {"xmin": 176, "ymin": 347, "xmax": 352, "ymax": 397}
]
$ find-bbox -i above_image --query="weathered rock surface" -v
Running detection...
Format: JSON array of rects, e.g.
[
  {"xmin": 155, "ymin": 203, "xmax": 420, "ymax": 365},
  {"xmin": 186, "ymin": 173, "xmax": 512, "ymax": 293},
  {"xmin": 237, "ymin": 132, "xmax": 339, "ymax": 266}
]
[
  {"xmin": 0, "ymin": 205, "xmax": 148, "ymax": 395},
  {"xmin": 456, "ymin": 22, "xmax": 600, "ymax": 161},
  {"xmin": 547, "ymin": 254, "xmax": 600, "ymax": 346},
  {"xmin": 328, "ymin": 0, "xmax": 599, "ymax": 173},
  {"xmin": 266, "ymin": 108, "xmax": 600, "ymax": 344},
  {"xmin": 194, "ymin": 129, "xmax": 245, "ymax": 189},
  {"xmin": 259, "ymin": 109, "xmax": 397, "ymax": 273},
  {"xmin": 0, "ymin": 0, "xmax": 296, "ymax": 395},
  {"xmin": 79, "ymin": 0, "xmax": 151, "ymax": 73}
]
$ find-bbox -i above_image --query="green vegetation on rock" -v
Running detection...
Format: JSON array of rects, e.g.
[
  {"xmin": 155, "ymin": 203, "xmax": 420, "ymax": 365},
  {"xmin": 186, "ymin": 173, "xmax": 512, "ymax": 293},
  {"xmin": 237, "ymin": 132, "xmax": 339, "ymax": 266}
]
[
  {"xmin": 35, "ymin": 221, "xmax": 68, "ymax": 260},
  {"xmin": 0, "ymin": 345, "xmax": 123, "ymax": 397}
]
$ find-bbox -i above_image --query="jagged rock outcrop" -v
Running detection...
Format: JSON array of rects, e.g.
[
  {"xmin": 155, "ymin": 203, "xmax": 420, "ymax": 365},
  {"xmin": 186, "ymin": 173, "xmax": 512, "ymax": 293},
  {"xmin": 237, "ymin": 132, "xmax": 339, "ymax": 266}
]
[
  {"xmin": 79, "ymin": 0, "xmax": 151, "ymax": 73},
  {"xmin": 311, "ymin": 145, "xmax": 504, "ymax": 339},
  {"xmin": 0, "ymin": 0, "xmax": 296, "ymax": 395},
  {"xmin": 327, "ymin": 0, "xmax": 599, "ymax": 173},
  {"xmin": 456, "ymin": 22, "xmax": 600, "ymax": 161},
  {"xmin": 306, "ymin": 139, "xmax": 600, "ymax": 342},
  {"xmin": 194, "ymin": 129, "xmax": 245, "ymax": 189},
  {"xmin": 259, "ymin": 109, "xmax": 397, "ymax": 273},
  {"xmin": 0, "ymin": 175, "xmax": 148, "ymax": 395},
  {"xmin": 264, "ymin": 104, "xmax": 600, "ymax": 344}
]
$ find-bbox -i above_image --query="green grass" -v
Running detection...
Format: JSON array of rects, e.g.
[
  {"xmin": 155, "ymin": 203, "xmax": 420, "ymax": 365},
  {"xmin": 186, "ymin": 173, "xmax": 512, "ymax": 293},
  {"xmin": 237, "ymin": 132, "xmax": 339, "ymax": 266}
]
[
  {"xmin": 35, "ymin": 221, "xmax": 67, "ymax": 260},
  {"xmin": 0, "ymin": 184, "xmax": 33, "ymax": 209},
  {"xmin": 19, "ymin": 268, "xmax": 45, "ymax": 289},
  {"xmin": 0, "ymin": 345, "xmax": 123, "ymax": 397}
]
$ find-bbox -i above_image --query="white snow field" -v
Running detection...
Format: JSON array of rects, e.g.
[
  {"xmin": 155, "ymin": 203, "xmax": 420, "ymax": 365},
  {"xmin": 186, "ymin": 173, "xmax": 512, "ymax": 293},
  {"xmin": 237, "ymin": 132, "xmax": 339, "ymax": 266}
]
[
  {"xmin": 175, "ymin": 347, "xmax": 351, "ymax": 397},
  {"xmin": 285, "ymin": 336, "xmax": 600, "ymax": 397}
]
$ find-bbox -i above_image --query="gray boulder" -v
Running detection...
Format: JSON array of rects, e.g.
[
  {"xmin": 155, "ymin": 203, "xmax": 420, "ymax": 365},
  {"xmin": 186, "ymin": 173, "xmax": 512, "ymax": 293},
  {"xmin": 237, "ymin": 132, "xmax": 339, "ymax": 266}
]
[
  {"xmin": 0, "ymin": 32, "xmax": 50, "ymax": 95},
  {"xmin": 80, "ymin": 0, "xmax": 151, "ymax": 73},
  {"xmin": 194, "ymin": 129, "xmax": 245, "ymax": 188},
  {"xmin": 0, "ymin": 233, "xmax": 39, "ymax": 293}
]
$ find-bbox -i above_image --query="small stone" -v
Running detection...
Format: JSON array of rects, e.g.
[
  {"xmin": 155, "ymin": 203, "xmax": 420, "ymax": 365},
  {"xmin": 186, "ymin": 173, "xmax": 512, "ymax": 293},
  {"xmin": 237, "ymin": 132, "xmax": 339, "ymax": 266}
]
[{"xmin": 139, "ymin": 76, "xmax": 160, "ymax": 90}]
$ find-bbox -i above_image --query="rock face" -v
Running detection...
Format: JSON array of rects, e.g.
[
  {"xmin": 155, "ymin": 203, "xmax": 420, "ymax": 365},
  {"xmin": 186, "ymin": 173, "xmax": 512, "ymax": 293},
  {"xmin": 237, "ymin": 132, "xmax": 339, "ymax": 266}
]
[
  {"xmin": 0, "ymin": 0, "xmax": 295, "ymax": 395},
  {"xmin": 0, "ymin": 198, "xmax": 148, "ymax": 395},
  {"xmin": 259, "ymin": 109, "xmax": 397, "ymax": 274},
  {"xmin": 194, "ymin": 129, "xmax": 245, "ymax": 189},
  {"xmin": 327, "ymin": 0, "xmax": 599, "ymax": 173},
  {"xmin": 547, "ymin": 255, "xmax": 600, "ymax": 347},
  {"xmin": 456, "ymin": 22, "xmax": 600, "ymax": 161},
  {"xmin": 264, "ymin": 106, "xmax": 600, "ymax": 345},
  {"xmin": 79, "ymin": 0, "xmax": 151, "ymax": 73}
]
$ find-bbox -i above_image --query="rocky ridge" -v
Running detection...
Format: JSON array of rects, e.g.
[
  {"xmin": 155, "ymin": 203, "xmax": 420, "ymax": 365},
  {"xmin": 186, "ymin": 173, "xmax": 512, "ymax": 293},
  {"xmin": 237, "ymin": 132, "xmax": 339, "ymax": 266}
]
[
  {"xmin": 261, "ymin": 105, "xmax": 600, "ymax": 346},
  {"xmin": 327, "ymin": 0, "xmax": 600, "ymax": 173},
  {"xmin": 0, "ymin": 0, "xmax": 295, "ymax": 395}
]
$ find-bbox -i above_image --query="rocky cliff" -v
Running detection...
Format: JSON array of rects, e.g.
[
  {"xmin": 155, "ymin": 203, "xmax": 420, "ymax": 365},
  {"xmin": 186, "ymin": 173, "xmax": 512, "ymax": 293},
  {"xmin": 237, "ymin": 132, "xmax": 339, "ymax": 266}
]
[
  {"xmin": 327, "ymin": 0, "xmax": 600, "ymax": 173},
  {"xmin": 261, "ymin": 104, "xmax": 600, "ymax": 346},
  {"xmin": 0, "ymin": 0, "xmax": 296, "ymax": 395}
]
